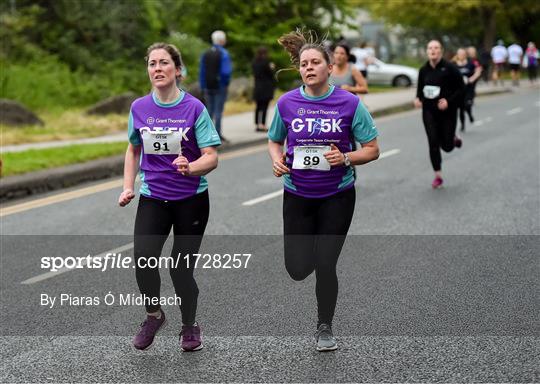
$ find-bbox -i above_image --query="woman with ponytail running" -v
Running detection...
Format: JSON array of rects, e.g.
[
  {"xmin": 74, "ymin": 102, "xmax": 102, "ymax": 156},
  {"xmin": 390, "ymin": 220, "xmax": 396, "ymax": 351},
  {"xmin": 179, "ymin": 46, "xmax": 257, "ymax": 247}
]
[{"xmin": 268, "ymin": 30, "xmax": 379, "ymax": 352}]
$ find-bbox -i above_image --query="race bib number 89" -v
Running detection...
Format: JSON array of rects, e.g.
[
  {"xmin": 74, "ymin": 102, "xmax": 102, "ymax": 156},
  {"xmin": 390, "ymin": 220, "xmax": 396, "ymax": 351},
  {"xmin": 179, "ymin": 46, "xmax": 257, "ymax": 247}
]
[
  {"xmin": 293, "ymin": 146, "xmax": 331, "ymax": 171},
  {"xmin": 141, "ymin": 129, "xmax": 182, "ymax": 155}
]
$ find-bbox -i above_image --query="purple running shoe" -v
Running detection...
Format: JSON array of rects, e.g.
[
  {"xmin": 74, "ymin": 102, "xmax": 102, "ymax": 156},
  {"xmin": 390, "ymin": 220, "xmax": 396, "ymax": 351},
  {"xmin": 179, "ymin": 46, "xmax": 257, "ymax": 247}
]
[
  {"xmin": 132, "ymin": 311, "xmax": 166, "ymax": 350},
  {"xmin": 454, "ymin": 136, "xmax": 463, "ymax": 148},
  {"xmin": 180, "ymin": 323, "xmax": 203, "ymax": 351}
]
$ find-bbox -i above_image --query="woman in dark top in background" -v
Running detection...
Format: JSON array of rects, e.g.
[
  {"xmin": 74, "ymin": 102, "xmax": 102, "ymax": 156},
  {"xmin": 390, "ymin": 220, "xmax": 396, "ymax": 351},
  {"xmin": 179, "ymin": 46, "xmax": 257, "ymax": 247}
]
[{"xmin": 252, "ymin": 46, "xmax": 275, "ymax": 132}]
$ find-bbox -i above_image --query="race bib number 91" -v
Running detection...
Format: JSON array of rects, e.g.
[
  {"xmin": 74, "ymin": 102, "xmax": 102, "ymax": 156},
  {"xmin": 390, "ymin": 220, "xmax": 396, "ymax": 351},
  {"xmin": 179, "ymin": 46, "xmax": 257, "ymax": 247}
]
[
  {"xmin": 293, "ymin": 145, "xmax": 331, "ymax": 171},
  {"xmin": 141, "ymin": 129, "xmax": 182, "ymax": 155}
]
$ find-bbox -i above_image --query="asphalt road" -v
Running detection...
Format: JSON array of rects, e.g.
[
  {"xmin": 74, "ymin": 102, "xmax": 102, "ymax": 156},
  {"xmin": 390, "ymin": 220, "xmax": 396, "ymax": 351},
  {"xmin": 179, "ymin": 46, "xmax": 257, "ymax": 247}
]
[{"xmin": 1, "ymin": 87, "xmax": 539, "ymax": 383}]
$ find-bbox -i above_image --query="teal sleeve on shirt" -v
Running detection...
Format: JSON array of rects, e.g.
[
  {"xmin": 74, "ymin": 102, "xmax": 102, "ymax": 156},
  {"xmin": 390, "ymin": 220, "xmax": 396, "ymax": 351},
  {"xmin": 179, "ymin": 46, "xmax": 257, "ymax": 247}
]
[
  {"xmin": 195, "ymin": 108, "xmax": 222, "ymax": 148},
  {"xmin": 268, "ymin": 105, "xmax": 287, "ymax": 142},
  {"xmin": 127, "ymin": 110, "xmax": 141, "ymax": 145},
  {"xmin": 352, "ymin": 100, "xmax": 378, "ymax": 143}
]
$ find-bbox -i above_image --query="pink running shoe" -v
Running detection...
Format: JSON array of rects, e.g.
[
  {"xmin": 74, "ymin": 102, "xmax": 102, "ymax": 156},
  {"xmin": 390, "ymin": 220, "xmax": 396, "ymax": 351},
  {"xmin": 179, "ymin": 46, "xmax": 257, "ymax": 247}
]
[
  {"xmin": 432, "ymin": 176, "xmax": 444, "ymax": 189},
  {"xmin": 180, "ymin": 323, "xmax": 203, "ymax": 351}
]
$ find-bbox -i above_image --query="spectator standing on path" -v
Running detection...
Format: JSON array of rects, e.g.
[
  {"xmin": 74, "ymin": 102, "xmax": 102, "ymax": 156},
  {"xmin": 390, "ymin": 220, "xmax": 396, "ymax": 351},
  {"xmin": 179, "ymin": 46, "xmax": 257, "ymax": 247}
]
[
  {"xmin": 507, "ymin": 42, "xmax": 524, "ymax": 86},
  {"xmin": 491, "ymin": 40, "xmax": 508, "ymax": 86},
  {"xmin": 525, "ymin": 42, "xmax": 539, "ymax": 84},
  {"xmin": 415, "ymin": 40, "xmax": 465, "ymax": 189},
  {"xmin": 351, "ymin": 42, "xmax": 372, "ymax": 79},
  {"xmin": 199, "ymin": 30, "xmax": 233, "ymax": 143},
  {"xmin": 252, "ymin": 46, "xmax": 275, "ymax": 132},
  {"xmin": 119, "ymin": 42, "xmax": 221, "ymax": 352},
  {"xmin": 365, "ymin": 43, "xmax": 376, "ymax": 62}
]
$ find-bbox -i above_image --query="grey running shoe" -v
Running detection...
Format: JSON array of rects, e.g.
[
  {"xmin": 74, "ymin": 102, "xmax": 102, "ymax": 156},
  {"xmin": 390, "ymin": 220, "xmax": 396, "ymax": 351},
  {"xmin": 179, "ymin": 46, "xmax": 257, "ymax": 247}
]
[{"xmin": 315, "ymin": 323, "xmax": 337, "ymax": 352}]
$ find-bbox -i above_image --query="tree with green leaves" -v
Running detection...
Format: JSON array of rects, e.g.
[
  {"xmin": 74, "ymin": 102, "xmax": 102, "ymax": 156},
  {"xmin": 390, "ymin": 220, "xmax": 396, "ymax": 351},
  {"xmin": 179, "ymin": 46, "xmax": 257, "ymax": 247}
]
[
  {"xmin": 355, "ymin": 0, "xmax": 540, "ymax": 50},
  {"xmin": 1, "ymin": 0, "xmax": 350, "ymax": 108}
]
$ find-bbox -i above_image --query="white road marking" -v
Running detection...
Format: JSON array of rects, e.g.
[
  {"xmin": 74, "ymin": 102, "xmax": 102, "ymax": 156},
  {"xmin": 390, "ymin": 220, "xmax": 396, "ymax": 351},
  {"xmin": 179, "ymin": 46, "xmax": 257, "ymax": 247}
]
[
  {"xmin": 473, "ymin": 120, "xmax": 484, "ymax": 127},
  {"xmin": 242, "ymin": 190, "xmax": 283, "ymax": 206},
  {"xmin": 379, "ymin": 148, "xmax": 401, "ymax": 158},
  {"xmin": 219, "ymin": 144, "xmax": 267, "ymax": 160},
  {"xmin": 506, "ymin": 107, "xmax": 523, "ymax": 115},
  {"xmin": 21, "ymin": 242, "xmax": 134, "ymax": 285},
  {"xmin": 0, "ymin": 179, "xmax": 123, "ymax": 217},
  {"xmin": 241, "ymin": 149, "xmax": 400, "ymax": 206}
]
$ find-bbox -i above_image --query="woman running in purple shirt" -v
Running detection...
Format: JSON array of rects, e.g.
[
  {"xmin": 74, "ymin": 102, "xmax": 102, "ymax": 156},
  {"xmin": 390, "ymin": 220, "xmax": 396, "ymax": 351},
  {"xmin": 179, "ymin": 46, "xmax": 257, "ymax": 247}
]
[
  {"xmin": 118, "ymin": 42, "xmax": 221, "ymax": 352},
  {"xmin": 268, "ymin": 30, "xmax": 380, "ymax": 351}
]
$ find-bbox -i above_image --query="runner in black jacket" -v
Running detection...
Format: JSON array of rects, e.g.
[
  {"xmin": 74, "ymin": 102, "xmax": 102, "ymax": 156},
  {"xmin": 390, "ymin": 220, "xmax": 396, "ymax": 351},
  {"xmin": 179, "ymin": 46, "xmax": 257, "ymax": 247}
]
[{"xmin": 414, "ymin": 40, "xmax": 465, "ymax": 189}]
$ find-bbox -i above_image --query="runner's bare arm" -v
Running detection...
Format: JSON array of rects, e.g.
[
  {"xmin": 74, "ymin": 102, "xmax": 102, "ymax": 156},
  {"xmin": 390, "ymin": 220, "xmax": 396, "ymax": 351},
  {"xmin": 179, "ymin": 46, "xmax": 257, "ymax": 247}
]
[
  {"xmin": 350, "ymin": 67, "xmax": 369, "ymax": 94},
  {"xmin": 174, "ymin": 146, "xmax": 218, "ymax": 176},
  {"xmin": 119, "ymin": 143, "xmax": 141, "ymax": 206},
  {"xmin": 345, "ymin": 138, "xmax": 379, "ymax": 165},
  {"xmin": 268, "ymin": 140, "xmax": 290, "ymax": 176}
]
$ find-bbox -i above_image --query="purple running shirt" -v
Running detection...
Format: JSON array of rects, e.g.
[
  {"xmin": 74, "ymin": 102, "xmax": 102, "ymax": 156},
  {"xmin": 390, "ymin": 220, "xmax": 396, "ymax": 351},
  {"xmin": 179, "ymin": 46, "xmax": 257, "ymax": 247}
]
[
  {"xmin": 128, "ymin": 91, "xmax": 221, "ymax": 201},
  {"xmin": 268, "ymin": 85, "xmax": 378, "ymax": 198}
]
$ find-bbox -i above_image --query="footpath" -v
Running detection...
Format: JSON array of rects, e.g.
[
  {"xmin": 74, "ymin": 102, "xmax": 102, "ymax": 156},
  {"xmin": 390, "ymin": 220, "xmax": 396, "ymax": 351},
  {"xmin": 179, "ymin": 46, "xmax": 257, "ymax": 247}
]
[{"xmin": 0, "ymin": 84, "xmax": 511, "ymax": 201}]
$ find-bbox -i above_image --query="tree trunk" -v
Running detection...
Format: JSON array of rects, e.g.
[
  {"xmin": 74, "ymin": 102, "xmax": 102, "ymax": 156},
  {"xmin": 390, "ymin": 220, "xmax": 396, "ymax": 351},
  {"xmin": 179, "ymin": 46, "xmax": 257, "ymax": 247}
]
[{"xmin": 481, "ymin": 7, "xmax": 497, "ymax": 51}]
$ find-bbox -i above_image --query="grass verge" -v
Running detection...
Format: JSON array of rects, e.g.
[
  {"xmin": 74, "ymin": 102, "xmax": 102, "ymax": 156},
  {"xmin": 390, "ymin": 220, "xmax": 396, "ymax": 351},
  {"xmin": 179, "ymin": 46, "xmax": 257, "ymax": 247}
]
[
  {"xmin": 1, "ymin": 142, "xmax": 127, "ymax": 177},
  {"xmin": 1, "ymin": 109, "xmax": 126, "ymax": 146}
]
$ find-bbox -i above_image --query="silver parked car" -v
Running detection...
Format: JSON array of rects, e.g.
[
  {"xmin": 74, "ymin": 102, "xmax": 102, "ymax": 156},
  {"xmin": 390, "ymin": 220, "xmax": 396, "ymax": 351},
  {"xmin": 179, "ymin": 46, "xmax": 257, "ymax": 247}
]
[{"xmin": 366, "ymin": 58, "xmax": 419, "ymax": 87}]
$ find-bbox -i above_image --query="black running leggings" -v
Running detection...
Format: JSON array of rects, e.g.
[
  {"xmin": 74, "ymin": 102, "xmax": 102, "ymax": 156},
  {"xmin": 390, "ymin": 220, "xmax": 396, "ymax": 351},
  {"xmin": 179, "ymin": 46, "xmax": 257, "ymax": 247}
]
[
  {"xmin": 133, "ymin": 191, "xmax": 209, "ymax": 325},
  {"xmin": 255, "ymin": 99, "xmax": 271, "ymax": 125},
  {"xmin": 283, "ymin": 188, "xmax": 355, "ymax": 327},
  {"xmin": 458, "ymin": 85, "xmax": 475, "ymax": 130},
  {"xmin": 528, "ymin": 66, "xmax": 538, "ymax": 82},
  {"xmin": 422, "ymin": 108, "xmax": 458, "ymax": 172}
]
